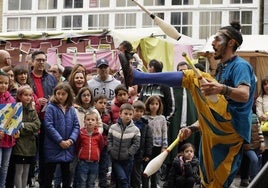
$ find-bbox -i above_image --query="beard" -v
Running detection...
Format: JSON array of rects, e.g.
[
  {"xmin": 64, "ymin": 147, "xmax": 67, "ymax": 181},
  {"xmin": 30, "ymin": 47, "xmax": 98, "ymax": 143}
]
[
  {"xmin": 213, "ymin": 46, "xmax": 226, "ymax": 60},
  {"xmin": 214, "ymin": 53, "xmax": 222, "ymax": 60}
]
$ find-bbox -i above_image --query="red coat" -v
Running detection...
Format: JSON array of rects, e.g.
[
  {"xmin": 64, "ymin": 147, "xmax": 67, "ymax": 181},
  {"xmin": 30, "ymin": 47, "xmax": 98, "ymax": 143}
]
[{"xmin": 76, "ymin": 127, "xmax": 104, "ymax": 162}]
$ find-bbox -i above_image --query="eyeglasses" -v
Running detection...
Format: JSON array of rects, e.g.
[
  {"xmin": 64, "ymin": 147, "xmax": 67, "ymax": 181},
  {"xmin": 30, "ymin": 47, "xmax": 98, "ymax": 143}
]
[
  {"xmin": 82, "ymin": 94, "xmax": 91, "ymax": 97},
  {"xmin": 35, "ymin": 58, "xmax": 47, "ymax": 63}
]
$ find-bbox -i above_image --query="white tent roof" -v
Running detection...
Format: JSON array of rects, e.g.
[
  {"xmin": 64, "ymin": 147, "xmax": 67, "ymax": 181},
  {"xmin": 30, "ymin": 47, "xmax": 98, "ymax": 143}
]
[
  {"xmin": 201, "ymin": 35, "xmax": 268, "ymax": 53},
  {"xmin": 109, "ymin": 27, "xmax": 205, "ymax": 49}
]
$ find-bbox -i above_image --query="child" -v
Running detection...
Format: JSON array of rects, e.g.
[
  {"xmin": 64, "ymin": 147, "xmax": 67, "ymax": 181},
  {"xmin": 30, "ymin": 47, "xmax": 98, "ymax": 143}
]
[
  {"xmin": 107, "ymin": 103, "xmax": 141, "ymax": 188},
  {"xmin": 131, "ymin": 100, "xmax": 153, "ymax": 188},
  {"xmin": 94, "ymin": 95, "xmax": 112, "ymax": 188},
  {"xmin": 0, "ymin": 71, "xmax": 16, "ymax": 187},
  {"xmin": 143, "ymin": 95, "xmax": 168, "ymax": 188},
  {"xmin": 166, "ymin": 143, "xmax": 200, "ymax": 188},
  {"xmin": 111, "ymin": 84, "xmax": 133, "ymax": 123},
  {"xmin": 13, "ymin": 85, "xmax": 41, "ymax": 188},
  {"xmin": 42, "ymin": 82, "xmax": 80, "ymax": 188},
  {"xmin": 74, "ymin": 86, "xmax": 103, "ymax": 132},
  {"xmin": 75, "ymin": 110, "xmax": 105, "ymax": 188}
]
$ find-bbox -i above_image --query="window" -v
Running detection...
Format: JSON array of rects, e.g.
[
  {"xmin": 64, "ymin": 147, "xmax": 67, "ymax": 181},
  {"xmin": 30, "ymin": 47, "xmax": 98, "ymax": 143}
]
[
  {"xmin": 62, "ymin": 15, "xmax": 82, "ymax": 30},
  {"xmin": 200, "ymin": 0, "xmax": 222, "ymax": 4},
  {"xmin": 229, "ymin": 11, "xmax": 252, "ymax": 34},
  {"xmin": 115, "ymin": 13, "xmax": 136, "ymax": 29},
  {"xmin": 7, "ymin": 17, "xmax": 31, "ymax": 32},
  {"xmin": 116, "ymin": 0, "xmax": 136, "ymax": 7},
  {"xmin": 88, "ymin": 14, "xmax": 109, "ymax": 30},
  {"xmin": 172, "ymin": 0, "xmax": 193, "ymax": 5},
  {"xmin": 171, "ymin": 12, "xmax": 192, "ymax": 37},
  {"xmin": 142, "ymin": 13, "xmax": 164, "ymax": 28},
  {"xmin": 38, "ymin": 0, "xmax": 57, "ymax": 9},
  {"xmin": 230, "ymin": 0, "xmax": 252, "ymax": 3},
  {"xmin": 89, "ymin": 0, "xmax": 109, "ymax": 8},
  {"xmin": 37, "ymin": 16, "xmax": 57, "ymax": 30},
  {"xmin": 8, "ymin": 0, "xmax": 32, "ymax": 10},
  {"xmin": 144, "ymin": 0, "xmax": 165, "ymax": 6},
  {"xmin": 64, "ymin": 0, "xmax": 83, "ymax": 8},
  {"xmin": 199, "ymin": 11, "xmax": 222, "ymax": 39}
]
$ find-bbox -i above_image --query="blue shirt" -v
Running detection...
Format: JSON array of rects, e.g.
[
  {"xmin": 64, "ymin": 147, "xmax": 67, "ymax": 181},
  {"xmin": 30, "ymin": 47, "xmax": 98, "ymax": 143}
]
[{"xmin": 215, "ymin": 56, "xmax": 256, "ymax": 142}]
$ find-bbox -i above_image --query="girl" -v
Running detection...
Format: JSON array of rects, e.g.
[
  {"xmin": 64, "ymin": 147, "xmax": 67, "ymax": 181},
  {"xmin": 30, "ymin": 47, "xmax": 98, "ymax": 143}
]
[
  {"xmin": 0, "ymin": 71, "xmax": 16, "ymax": 187},
  {"xmin": 74, "ymin": 86, "xmax": 103, "ymax": 132},
  {"xmin": 2, "ymin": 66, "xmax": 17, "ymax": 98},
  {"xmin": 13, "ymin": 66, "xmax": 30, "ymax": 87},
  {"xmin": 75, "ymin": 110, "xmax": 104, "ymax": 188},
  {"xmin": 68, "ymin": 70, "xmax": 88, "ymax": 95},
  {"xmin": 13, "ymin": 85, "xmax": 41, "ymax": 188},
  {"xmin": 166, "ymin": 143, "xmax": 200, "ymax": 188},
  {"xmin": 13, "ymin": 65, "xmax": 41, "ymax": 112},
  {"xmin": 256, "ymin": 76, "xmax": 268, "ymax": 166},
  {"xmin": 143, "ymin": 95, "xmax": 168, "ymax": 188},
  {"xmin": 42, "ymin": 82, "xmax": 80, "ymax": 188}
]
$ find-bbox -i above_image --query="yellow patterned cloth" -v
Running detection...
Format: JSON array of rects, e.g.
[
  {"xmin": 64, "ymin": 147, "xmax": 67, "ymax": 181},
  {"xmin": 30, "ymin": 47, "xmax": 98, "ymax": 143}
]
[{"xmin": 182, "ymin": 70, "xmax": 244, "ymax": 187}]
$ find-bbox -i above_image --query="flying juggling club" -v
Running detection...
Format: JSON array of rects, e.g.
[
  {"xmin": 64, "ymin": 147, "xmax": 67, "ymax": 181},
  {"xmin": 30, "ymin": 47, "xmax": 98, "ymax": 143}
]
[{"xmin": 131, "ymin": 0, "xmax": 181, "ymax": 41}]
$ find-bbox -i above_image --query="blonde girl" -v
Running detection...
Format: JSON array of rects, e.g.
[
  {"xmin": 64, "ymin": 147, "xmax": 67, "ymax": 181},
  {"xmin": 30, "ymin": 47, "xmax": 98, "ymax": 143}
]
[{"xmin": 13, "ymin": 85, "xmax": 41, "ymax": 188}]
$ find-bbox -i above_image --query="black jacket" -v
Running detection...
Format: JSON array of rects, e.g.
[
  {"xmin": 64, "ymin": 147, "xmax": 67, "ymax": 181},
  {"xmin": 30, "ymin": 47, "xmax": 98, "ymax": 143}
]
[
  {"xmin": 167, "ymin": 155, "xmax": 200, "ymax": 187},
  {"xmin": 133, "ymin": 117, "xmax": 153, "ymax": 161}
]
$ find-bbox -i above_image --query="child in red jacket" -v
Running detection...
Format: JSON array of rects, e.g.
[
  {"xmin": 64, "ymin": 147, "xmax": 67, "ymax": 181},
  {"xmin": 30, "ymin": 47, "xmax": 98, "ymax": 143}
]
[{"xmin": 75, "ymin": 110, "xmax": 104, "ymax": 188}]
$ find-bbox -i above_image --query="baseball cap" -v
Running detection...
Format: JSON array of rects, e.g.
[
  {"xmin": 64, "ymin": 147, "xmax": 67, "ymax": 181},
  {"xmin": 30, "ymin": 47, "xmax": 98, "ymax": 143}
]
[{"xmin": 96, "ymin": 58, "xmax": 109, "ymax": 68}]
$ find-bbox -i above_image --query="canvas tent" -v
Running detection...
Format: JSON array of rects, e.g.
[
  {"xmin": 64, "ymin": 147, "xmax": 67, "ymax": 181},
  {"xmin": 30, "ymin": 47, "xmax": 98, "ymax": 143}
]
[
  {"xmin": 0, "ymin": 28, "xmax": 204, "ymax": 72},
  {"xmin": 199, "ymin": 35, "xmax": 268, "ymax": 95}
]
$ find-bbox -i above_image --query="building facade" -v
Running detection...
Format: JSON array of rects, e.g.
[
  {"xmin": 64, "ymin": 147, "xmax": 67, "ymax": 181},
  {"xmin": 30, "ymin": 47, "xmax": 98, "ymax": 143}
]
[{"xmin": 1, "ymin": 0, "xmax": 262, "ymax": 41}]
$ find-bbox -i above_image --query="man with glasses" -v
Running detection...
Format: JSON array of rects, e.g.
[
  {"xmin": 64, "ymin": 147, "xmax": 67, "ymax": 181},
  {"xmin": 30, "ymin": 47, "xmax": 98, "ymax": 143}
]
[{"xmin": 29, "ymin": 50, "xmax": 57, "ymax": 187}]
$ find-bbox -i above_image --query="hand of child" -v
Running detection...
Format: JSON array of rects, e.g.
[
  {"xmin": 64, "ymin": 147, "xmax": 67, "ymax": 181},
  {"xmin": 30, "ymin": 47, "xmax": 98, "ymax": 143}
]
[
  {"xmin": 260, "ymin": 142, "xmax": 266, "ymax": 153},
  {"xmin": 59, "ymin": 140, "xmax": 71, "ymax": 149},
  {"xmin": 143, "ymin": 157, "xmax": 150, "ymax": 162}
]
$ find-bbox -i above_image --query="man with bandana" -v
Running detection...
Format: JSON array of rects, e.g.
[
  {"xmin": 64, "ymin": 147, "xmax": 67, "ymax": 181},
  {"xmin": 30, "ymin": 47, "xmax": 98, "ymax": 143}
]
[{"xmin": 118, "ymin": 21, "xmax": 255, "ymax": 188}]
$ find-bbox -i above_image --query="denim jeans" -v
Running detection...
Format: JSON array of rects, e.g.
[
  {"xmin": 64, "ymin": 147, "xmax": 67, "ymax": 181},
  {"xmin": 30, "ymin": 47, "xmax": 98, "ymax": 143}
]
[
  {"xmin": 75, "ymin": 160, "xmax": 99, "ymax": 188},
  {"xmin": 112, "ymin": 158, "xmax": 134, "ymax": 188},
  {"xmin": 0, "ymin": 147, "xmax": 12, "ymax": 188},
  {"xmin": 244, "ymin": 149, "xmax": 262, "ymax": 180}
]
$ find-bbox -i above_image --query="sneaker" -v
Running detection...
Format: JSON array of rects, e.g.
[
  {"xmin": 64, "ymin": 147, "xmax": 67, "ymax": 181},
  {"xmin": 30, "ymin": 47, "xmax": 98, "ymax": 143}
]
[{"xmin": 118, "ymin": 52, "xmax": 133, "ymax": 89}]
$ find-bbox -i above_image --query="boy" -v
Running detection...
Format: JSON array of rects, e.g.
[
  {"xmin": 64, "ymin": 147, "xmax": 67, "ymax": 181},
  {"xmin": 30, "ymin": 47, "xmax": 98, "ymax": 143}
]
[
  {"xmin": 131, "ymin": 100, "xmax": 153, "ymax": 188},
  {"xmin": 107, "ymin": 103, "xmax": 141, "ymax": 188},
  {"xmin": 75, "ymin": 110, "xmax": 105, "ymax": 187},
  {"xmin": 111, "ymin": 84, "xmax": 133, "ymax": 123},
  {"xmin": 94, "ymin": 95, "xmax": 112, "ymax": 187}
]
